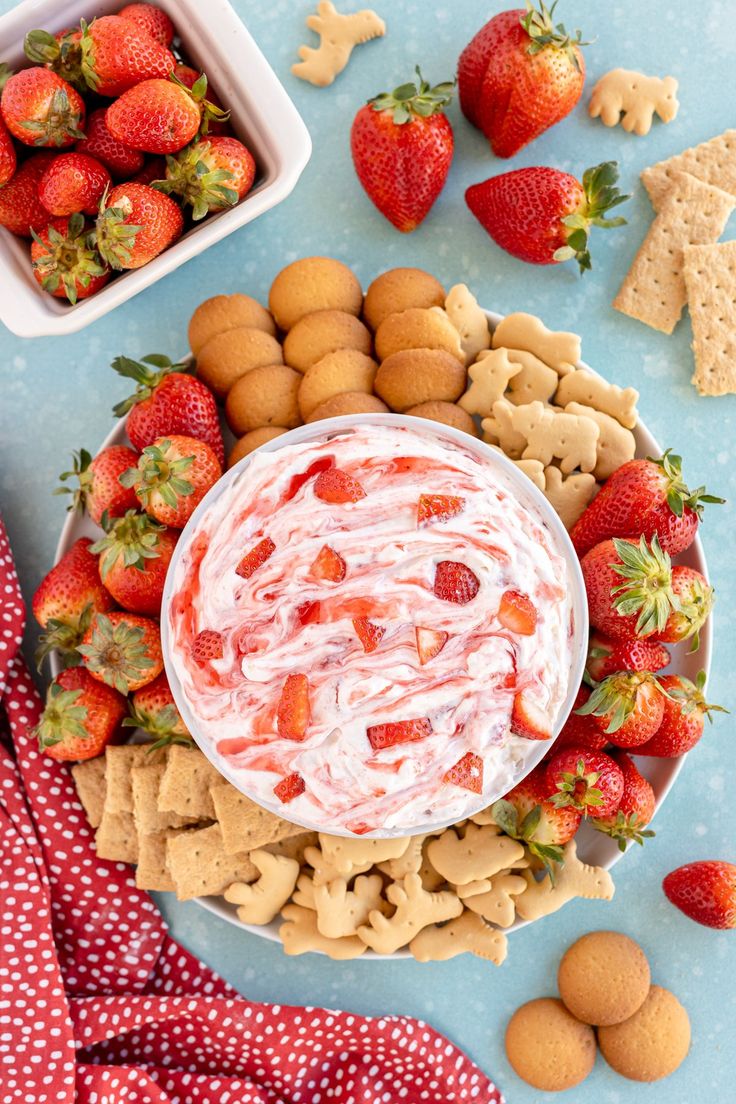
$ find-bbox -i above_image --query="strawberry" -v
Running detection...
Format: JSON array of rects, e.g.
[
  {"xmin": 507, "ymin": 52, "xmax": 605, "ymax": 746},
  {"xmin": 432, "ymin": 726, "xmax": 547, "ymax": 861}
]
[
  {"xmin": 191, "ymin": 629, "xmax": 224, "ymax": 665},
  {"xmin": 274, "ymin": 771, "xmax": 306, "ymax": 804},
  {"xmin": 466, "ymin": 162, "xmax": 629, "ymax": 273},
  {"xmin": 32, "ymin": 537, "xmax": 116, "ymax": 668},
  {"xmin": 510, "ymin": 691, "xmax": 552, "ymax": 741},
  {"xmin": 308, "ymin": 545, "xmax": 346, "ymax": 583},
  {"xmin": 153, "ymin": 136, "xmax": 255, "ymax": 220},
  {"xmin": 124, "ymin": 670, "xmax": 190, "ymax": 748},
  {"xmin": 79, "ymin": 16, "xmax": 175, "ymax": 97},
  {"xmin": 417, "ymin": 494, "xmax": 465, "ymax": 526},
  {"xmin": 96, "ymin": 182, "xmax": 183, "ymax": 269},
  {"xmin": 550, "ymin": 684, "xmax": 608, "ymax": 752},
  {"xmin": 78, "ymin": 609, "xmax": 163, "ymax": 694},
  {"xmin": 576, "ymin": 671, "xmax": 665, "ymax": 748},
  {"xmin": 353, "ymin": 617, "xmax": 385, "ymax": 653},
  {"xmin": 31, "ymin": 214, "xmax": 110, "ymax": 304},
  {"xmin": 112, "ymin": 354, "xmax": 224, "ymax": 465},
  {"xmin": 287, "ymin": 457, "xmax": 334, "ymax": 500},
  {"xmin": 570, "ymin": 451, "xmax": 723, "ymax": 558},
  {"xmin": 276, "ymin": 673, "xmax": 310, "ymax": 741},
  {"xmin": 106, "ymin": 74, "xmax": 226, "ymax": 154},
  {"xmin": 174, "ymin": 64, "xmax": 229, "ymax": 136},
  {"xmin": 586, "ymin": 633, "xmax": 670, "ymax": 683},
  {"xmin": 120, "ymin": 435, "xmax": 222, "ymax": 529},
  {"xmin": 636, "ymin": 671, "xmax": 727, "ymax": 758},
  {"xmin": 236, "ymin": 537, "xmax": 275, "ymax": 580},
  {"xmin": 366, "ymin": 717, "xmax": 432, "ymax": 751},
  {"xmin": 38, "ymin": 151, "xmax": 110, "ymax": 215},
  {"xmin": 497, "ymin": 589, "xmax": 537, "ymax": 635},
  {"xmin": 118, "ymin": 3, "xmax": 175, "ymax": 46},
  {"xmin": 0, "ymin": 151, "xmax": 54, "ymax": 236},
  {"xmin": 314, "ymin": 468, "xmax": 366, "ymax": 504},
  {"xmin": 663, "ymin": 860, "xmax": 736, "ymax": 930},
  {"xmin": 433, "ymin": 561, "xmax": 480, "ymax": 604},
  {"xmin": 415, "ymin": 626, "xmax": 448, "ymax": 665},
  {"xmin": 130, "ymin": 157, "xmax": 167, "ymax": 186},
  {"xmin": 34, "ymin": 666, "xmax": 126, "ymax": 761},
  {"xmin": 296, "ymin": 602, "xmax": 320, "ymax": 626},
  {"xmin": 493, "ymin": 764, "xmax": 581, "ymax": 877},
  {"xmin": 461, "ymin": 2, "xmax": 587, "ymax": 158},
  {"xmin": 593, "ymin": 751, "xmax": 655, "ymax": 851},
  {"xmin": 546, "ymin": 746, "xmax": 624, "ymax": 818},
  {"xmin": 24, "ymin": 28, "xmax": 85, "ymax": 92},
  {"xmin": 56, "ymin": 445, "xmax": 140, "ymax": 526},
  {"xmin": 351, "ymin": 67, "xmax": 455, "ymax": 232},
  {"xmin": 0, "ymin": 113, "xmax": 16, "ymax": 185},
  {"xmin": 1, "ymin": 68, "xmax": 85, "ymax": 147},
  {"xmin": 443, "ymin": 751, "xmax": 483, "ymax": 794},
  {"xmin": 90, "ymin": 509, "xmax": 177, "ymax": 616},
  {"xmin": 659, "ymin": 565, "xmax": 714, "ymax": 650},
  {"xmin": 75, "ymin": 108, "xmax": 145, "ymax": 178}
]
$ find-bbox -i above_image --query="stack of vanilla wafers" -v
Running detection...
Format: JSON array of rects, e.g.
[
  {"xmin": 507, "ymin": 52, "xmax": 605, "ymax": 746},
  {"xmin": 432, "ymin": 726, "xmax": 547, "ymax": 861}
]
[{"xmin": 613, "ymin": 129, "xmax": 736, "ymax": 396}]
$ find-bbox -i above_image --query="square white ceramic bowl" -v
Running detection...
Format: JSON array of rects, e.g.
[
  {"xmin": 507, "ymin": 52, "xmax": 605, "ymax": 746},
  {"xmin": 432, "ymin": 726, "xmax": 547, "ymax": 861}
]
[{"xmin": 0, "ymin": 0, "xmax": 311, "ymax": 337}]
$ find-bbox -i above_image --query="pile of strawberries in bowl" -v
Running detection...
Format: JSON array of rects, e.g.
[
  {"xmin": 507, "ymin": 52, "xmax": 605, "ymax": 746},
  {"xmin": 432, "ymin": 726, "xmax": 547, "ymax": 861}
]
[{"xmin": 0, "ymin": 2, "xmax": 256, "ymax": 303}]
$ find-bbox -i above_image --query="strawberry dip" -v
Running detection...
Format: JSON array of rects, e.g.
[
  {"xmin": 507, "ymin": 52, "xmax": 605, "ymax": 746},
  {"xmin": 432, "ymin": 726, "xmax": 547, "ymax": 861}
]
[{"xmin": 165, "ymin": 421, "xmax": 579, "ymax": 836}]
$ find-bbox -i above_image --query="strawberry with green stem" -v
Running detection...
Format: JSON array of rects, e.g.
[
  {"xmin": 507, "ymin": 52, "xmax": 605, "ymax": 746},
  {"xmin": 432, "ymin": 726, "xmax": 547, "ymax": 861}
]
[
  {"xmin": 105, "ymin": 73, "xmax": 229, "ymax": 155},
  {"xmin": 351, "ymin": 67, "xmax": 455, "ymax": 233},
  {"xmin": 90, "ymin": 509, "xmax": 177, "ymax": 616},
  {"xmin": 593, "ymin": 752, "xmax": 655, "ymax": 852},
  {"xmin": 120, "ymin": 435, "xmax": 222, "ymax": 529},
  {"xmin": 32, "ymin": 537, "xmax": 116, "ymax": 669},
  {"xmin": 35, "ymin": 666, "xmax": 127, "ymax": 761},
  {"xmin": 56, "ymin": 445, "xmax": 140, "ymax": 526},
  {"xmin": 78, "ymin": 609, "xmax": 163, "ymax": 694},
  {"xmin": 96, "ymin": 181, "xmax": 184, "ymax": 270},
  {"xmin": 24, "ymin": 27, "xmax": 85, "ymax": 92},
  {"xmin": 493, "ymin": 764, "xmax": 581, "ymax": 880},
  {"xmin": 636, "ymin": 671, "xmax": 727, "ymax": 757},
  {"xmin": 153, "ymin": 136, "xmax": 255, "ymax": 220},
  {"xmin": 576, "ymin": 670, "xmax": 665, "ymax": 748},
  {"xmin": 466, "ymin": 162, "xmax": 629, "ymax": 273},
  {"xmin": 586, "ymin": 633, "xmax": 670, "ymax": 683},
  {"xmin": 31, "ymin": 214, "xmax": 110, "ymax": 305},
  {"xmin": 1, "ymin": 67, "xmax": 85, "ymax": 147},
  {"xmin": 124, "ymin": 670, "xmax": 191, "ymax": 749},
  {"xmin": 545, "ymin": 746, "xmax": 623, "ymax": 818}
]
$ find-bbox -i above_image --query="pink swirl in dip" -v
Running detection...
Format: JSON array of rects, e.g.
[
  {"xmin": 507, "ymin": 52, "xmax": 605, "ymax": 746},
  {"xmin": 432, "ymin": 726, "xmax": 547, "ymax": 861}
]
[{"xmin": 167, "ymin": 423, "xmax": 575, "ymax": 834}]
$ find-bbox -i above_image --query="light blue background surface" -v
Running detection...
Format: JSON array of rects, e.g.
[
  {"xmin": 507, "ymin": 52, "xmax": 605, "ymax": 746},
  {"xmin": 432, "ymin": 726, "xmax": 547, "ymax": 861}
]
[{"xmin": 1, "ymin": 0, "xmax": 735, "ymax": 1100}]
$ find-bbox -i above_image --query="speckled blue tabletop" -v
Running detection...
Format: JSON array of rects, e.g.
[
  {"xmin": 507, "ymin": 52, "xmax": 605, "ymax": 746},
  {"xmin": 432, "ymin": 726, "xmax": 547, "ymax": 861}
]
[{"xmin": 1, "ymin": 0, "xmax": 735, "ymax": 1099}]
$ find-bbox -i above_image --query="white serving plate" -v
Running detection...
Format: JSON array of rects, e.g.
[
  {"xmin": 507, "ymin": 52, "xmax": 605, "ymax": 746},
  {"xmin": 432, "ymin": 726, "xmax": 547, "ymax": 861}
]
[
  {"xmin": 0, "ymin": 0, "xmax": 311, "ymax": 337},
  {"xmin": 52, "ymin": 309, "xmax": 711, "ymax": 956}
]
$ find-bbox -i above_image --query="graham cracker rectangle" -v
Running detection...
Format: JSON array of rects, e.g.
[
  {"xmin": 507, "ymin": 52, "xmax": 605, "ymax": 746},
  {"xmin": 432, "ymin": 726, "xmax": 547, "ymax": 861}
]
[
  {"xmin": 104, "ymin": 744, "xmax": 164, "ymax": 814},
  {"xmin": 136, "ymin": 828, "xmax": 186, "ymax": 892},
  {"xmin": 642, "ymin": 130, "xmax": 736, "ymax": 211},
  {"xmin": 210, "ymin": 781, "xmax": 300, "ymax": 855},
  {"xmin": 72, "ymin": 757, "xmax": 107, "ymax": 828},
  {"xmin": 166, "ymin": 823, "xmax": 258, "ymax": 900},
  {"xmin": 683, "ymin": 240, "xmax": 736, "ymax": 395},
  {"xmin": 613, "ymin": 172, "xmax": 736, "ymax": 334},
  {"xmin": 131, "ymin": 762, "xmax": 201, "ymax": 836},
  {"xmin": 95, "ymin": 809, "xmax": 139, "ymax": 864},
  {"xmin": 157, "ymin": 745, "xmax": 222, "ymax": 820}
]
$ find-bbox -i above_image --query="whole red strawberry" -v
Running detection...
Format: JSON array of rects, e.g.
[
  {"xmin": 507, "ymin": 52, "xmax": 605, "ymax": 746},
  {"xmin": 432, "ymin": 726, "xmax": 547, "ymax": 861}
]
[
  {"xmin": 31, "ymin": 214, "xmax": 110, "ymax": 304},
  {"xmin": 0, "ymin": 150, "xmax": 54, "ymax": 236},
  {"xmin": 79, "ymin": 15, "xmax": 175, "ymax": 96},
  {"xmin": 38, "ymin": 152, "xmax": 111, "ymax": 216},
  {"xmin": 459, "ymin": 3, "xmax": 588, "ymax": 157},
  {"xmin": 659, "ymin": 565, "xmax": 714, "ymax": 650},
  {"xmin": 96, "ymin": 182, "xmax": 183, "ymax": 269},
  {"xmin": 576, "ymin": 670, "xmax": 665, "ymax": 748},
  {"xmin": 663, "ymin": 860, "xmax": 736, "ymax": 930},
  {"xmin": 1, "ymin": 68, "xmax": 85, "ymax": 147},
  {"xmin": 550, "ymin": 684, "xmax": 608, "ymax": 752},
  {"xmin": 78, "ymin": 609, "xmax": 163, "ymax": 694},
  {"xmin": 90, "ymin": 510, "xmax": 177, "ymax": 616},
  {"xmin": 34, "ymin": 666, "xmax": 127, "ymax": 762},
  {"xmin": 546, "ymin": 746, "xmax": 624, "ymax": 818},
  {"xmin": 32, "ymin": 537, "xmax": 116, "ymax": 667},
  {"xmin": 56, "ymin": 444, "xmax": 140, "ymax": 525},
  {"xmin": 120, "ymin": 434, "xmax": 222, "ymax": 528},
  {"xmin": 118, "ymin": 3, "xmax": 175, "ymax": 46},
  {"xmin": 570, "ymin": 451, "xmax": 723, "ymax": 558},
  {"xmin": 0, "ymin": 113, "xmax": 16, "ymax": 185},
  {"xmin": 106, "ymin": 74, "xmax": 226, "ymax": 154},
  {"xmin": 111, "ymin": 355, "xmax": 225, "ymax": 466},
  {"xmin": 75, "ymin": 107, "xmax": 145, "ymax": 178},
  {"xmin": 466, "ymin": 162, "xmax": 629, "ymax": 272},
  {"xmin": 593, "ymin": 751, "xmax": 655, "ymax": 851},
  {"xmin": 125, "ymin": 670, "xmax": 190, "ymax": 748},
  {"xmin": 586, "ymin": 633, "xmax": 670, "ymax": 683},
  {"xmin": 351, "ymin": 67, "xmax": 455, "ymax": 233},
  {"xmin": 154, "ymin": 136, "xmax": 255, "ymax": 219},
  {"xmin": 494, "ymin": 763, "xmax": 581, "ymax": 876},
  {"xmin": 636, "ymin": 671, "xmax": 726, "ymax": 757}
]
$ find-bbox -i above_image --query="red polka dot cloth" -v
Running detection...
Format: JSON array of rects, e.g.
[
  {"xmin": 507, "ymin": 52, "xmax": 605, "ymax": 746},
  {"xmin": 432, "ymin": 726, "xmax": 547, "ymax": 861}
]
[{"xmin": 0, "ymin": 518, "xmax": 503, "ymax": 1104}]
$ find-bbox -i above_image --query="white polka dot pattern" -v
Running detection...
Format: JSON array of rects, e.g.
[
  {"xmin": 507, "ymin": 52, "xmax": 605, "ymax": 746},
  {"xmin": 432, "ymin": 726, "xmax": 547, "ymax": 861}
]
[{"xmin": 0, "ymin": 518, "xmax": 502, "ymax": 1103}]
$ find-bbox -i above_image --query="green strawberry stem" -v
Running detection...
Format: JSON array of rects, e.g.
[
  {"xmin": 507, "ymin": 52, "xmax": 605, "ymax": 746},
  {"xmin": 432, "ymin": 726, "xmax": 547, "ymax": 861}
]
[
  {"xmin": 152, "ymin": 140, "xmax": 239, "ymax": 221},
  {"xmin": 168, "ymin": 71, "xmax": 230, "ymax": 136},
  {"xmin": 90, "ymin": 509, "xmax": 165, "ymax": 580},
  {"xmin": 576, "ymin": 671, "xmax": 664, "ymax": 734},
  {"xmin": 593, "ymin": 812, "xmax": 655, "ymax": 853},
  {"xmin": 31, "ymin": 213, "xmax": 106, "ymax": 304},
  {"xmin": 95, "ymin": 186, "xmax": 143, "ymax": 271},
  {"xmin": 21, "ymin": 86, "xmax": 86, "ymax": 146},
  {"xmin": 111, "ymin": 354, "xmax": 193, "ymax": 417},
  {"xmin": 610, "ymin": 534, "xmax": 678, "ymax": 636},
  {"xmin": 549, "ymin": 757, "xmax": 604, "ymax": 815},
  {"xmin": 368, "ymin": 66, "xmax": 455, "ymax": 125},
  {"xmin": 123, "ymin": 703, "xmax": 192, "ymax": 750},
  {"xmin": 0, "ymin": 63, "xmax": 13, "ymax": 93},
  {"xmin": 77, "ymin": 613, "xmax": 154, "ymax": 695},
  {"xmin": 120, "ymin": 439, "xmax": 195, "ymax": 510},
  {"xmin": 521, "ymin": 0, "xmax": 591, "ymax": 70},
  {"xmin": 55, "ymin": 447, "xmax": 94, "ymax": 513},
  {"xmin": 554, "ymin": 161, "xmax": 630, "ymax": 273},
  {"xmin": 491, "ymin": 798, "xmax": 564, "ymax": 883},
  {"xmin": 34, "ymin": 683, "xmax": 88, "ymax": 749},
  {"xmin": 647, "ymin": 449, "xmax": 725, "ymax": 518},
  {"xmin": 669, "ymin": 670, "xmax": 728, "ymax": 721},
  {"xmin": 35, "ymin": 604, "xmax": 93, "ymax": 671}
]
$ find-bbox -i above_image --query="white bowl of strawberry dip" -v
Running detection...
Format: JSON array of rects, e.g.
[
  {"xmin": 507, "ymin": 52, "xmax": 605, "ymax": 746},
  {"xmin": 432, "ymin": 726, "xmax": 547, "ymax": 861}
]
[{"xmin": 162, "ymin": 415, "xmax": 588, "ymax": 837}]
